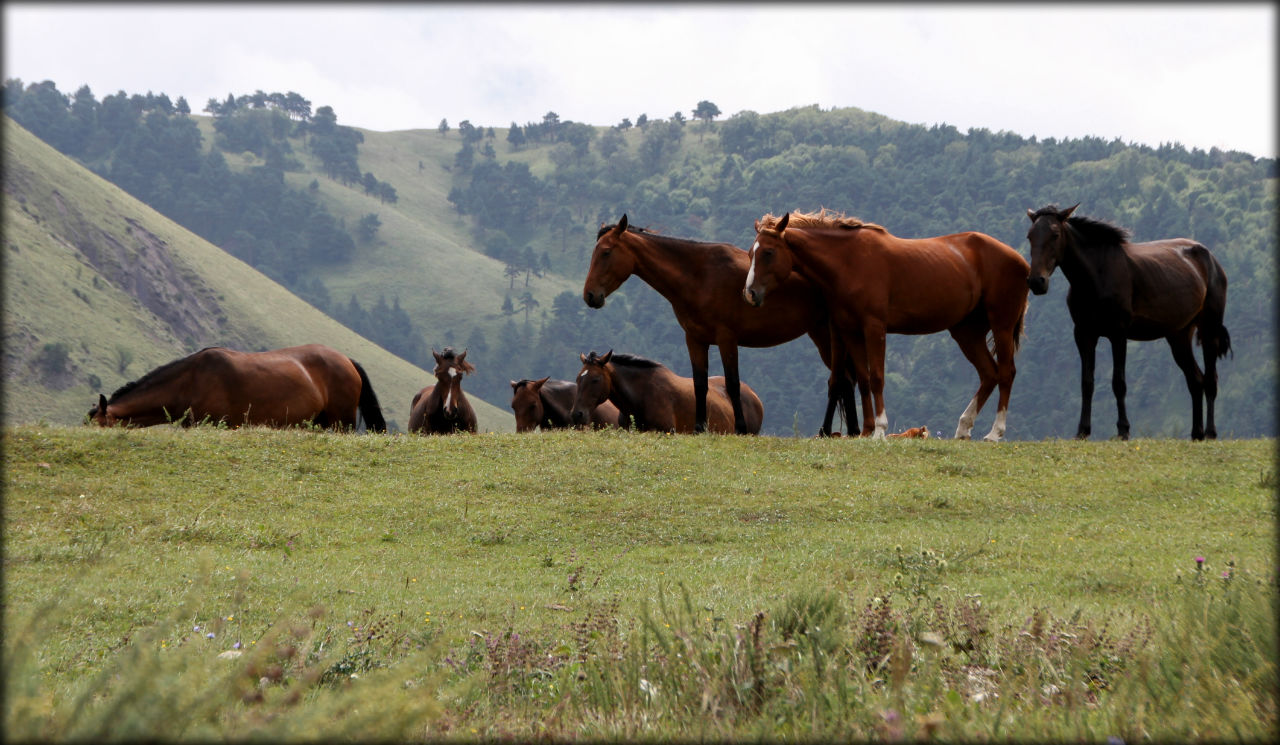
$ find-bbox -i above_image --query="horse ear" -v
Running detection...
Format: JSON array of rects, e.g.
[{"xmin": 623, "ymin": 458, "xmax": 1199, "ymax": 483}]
[
  {"xmin": 458, "ymin": 348, "xmax": 468, "ymax": 363},
  {"xmin": 510, "ymin": 380, "xmax": 519, "ymax": 390},
  {"xmin": 580, "ymin": 353, "xmax": 589, "ymax": 364},
  {"xmin": 600, "ymin": 349, "xmax": 613, "ymax": 365},
  {"xmin": 753, "ymin": 218, "xmax": 761, "ymax": 232},
  {"xmin": 777, "ymin": 212, "xmax": 790, "ymax": 232},
  {"xmin": 617, "ymin": 214, "xmax": 628, "ymax": 232},
  {"xmin": 1026, "ymin": 208, "xmax": 1037, "ymax": 221},
  {"xmin": 98, "ymin": 393, "xmax": 108, "ymax": 413},
  {"xmin": 533, "ymin": 376, "xmax": 550, "ymax": 390},
  {"xmin": 1062, "ymin": 203, "xmax": 1080, "ymax": 220}
]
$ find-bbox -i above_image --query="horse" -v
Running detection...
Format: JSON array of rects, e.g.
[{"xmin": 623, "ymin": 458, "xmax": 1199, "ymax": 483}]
[
  {"xmin": 87, "ymin": 344, "xmax": 386, "ymax": 432},
  {"xmin": 408, "ymin": 347, "xmax": 478, "ymax": 434},
  {"xmin": 1025, "ymin": 204, "xmax": 1231, "ymax": 440},
  {"xmin": 745, "ymin": 209, "xmax": 1029, "ymax": 441},
  {"xmin": 887, "ymin": 426, "xmax": 930, "ymax": 439},
  {"xmin": 570, "ymin": 350, "xmax": 764, "ymax": 434},
  {"xmin": 584, "ymin": 214, "xmax": 867, "ymax": 437},
  {"xmin": 510, "ymin": 376, "xmax": 620, "ymax": 431}
]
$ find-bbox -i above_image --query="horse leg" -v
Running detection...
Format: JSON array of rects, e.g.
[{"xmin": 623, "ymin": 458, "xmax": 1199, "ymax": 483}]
[
  {"xmin": 1167, "ymin": 330, "xmax": 1206, "ymax": 440},
  {"xmin": 1109, "ymin": 336, "xmax": 1131, "ymax": 440},
  {"xmin": 1074, "ymin": 326, "xmax": 1098, "ymax": 439},
  {"xmin": 845, "ymin": 332, "xmax": 875, "ymax": 436},
  {"xmin": 983, "ymin": 327, "xmax": 1019, "ymax": 442},
  {"xmin": 717, "ymin": 341, "xmax": 750, "ymax": 435},
  {"xmin": 861, "ymin": 324, "xmax": 889, "ymax": 439},
  {"xmin": 1201, "ymin": 328, "xmax": 1221, "ymax": 440},
  {"xmin": 948, "ymin": 322, "xmax": 999, "ymax": 440},
  {"xmin": 686, "ymin": 339, "xmax": 711, "ymax": 434}
]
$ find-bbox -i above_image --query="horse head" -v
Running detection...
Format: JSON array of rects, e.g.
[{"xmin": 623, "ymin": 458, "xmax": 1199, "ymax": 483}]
[
  {"xmin": 510, "ymin": 376, "xmax": 550, "ymax": 432},
  {"xmin": 571, "ymin": 350, "xmax": 613, "ymax": 426},
  {"xmin": 432, "ymin": 347, "xmax": 474, "ymax": 418},
  {"xmin": 87, "ymin": 393, "xmax": 116, "ymax": 426},
  {"xmin": 1025, "ymin": 203, "xmax": 1078, "ymax": 295},
  {"xmin": 744, "ymin": 212, "xmax": 793, "ymax": 307},
  {"xmin": 584, "ymin": 214, "xmax": 637, "ymax": 309}
]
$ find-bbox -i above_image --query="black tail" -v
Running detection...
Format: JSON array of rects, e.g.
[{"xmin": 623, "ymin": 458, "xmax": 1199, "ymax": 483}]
[
  {"xmin": 351, "ymin": 359, "xmax": 386, "ymax": 433},
  {"xmin": 1215, "ymin": 325, "xmax": 1233, "ymax": 361}
]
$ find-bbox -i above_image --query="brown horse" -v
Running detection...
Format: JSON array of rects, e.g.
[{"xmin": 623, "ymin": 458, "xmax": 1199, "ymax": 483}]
[
  {"xmin": 510, "ymin": 377, "xmax": 620, "ymax": 432},
  {"xmin": 408, "ymin": 347, "xmax": 478, "ymax": 434},
  {"xmin": 1026, "ymin": 204, "xmax": 1231, "ymax": 440},
  {"xmin": 88, "ymin": 344, "xmax": 386, "ymax": 431},
  {"xmin": 584, "ymin": 214, "xmax": 866, "ymax": 436},
  {"xmin": 745, "ymin": 209, "xmax": 1029, "ymax": 441},
  {"xmin": 570, "ymin": 350, "xmax": 763, "ymax": 434}
]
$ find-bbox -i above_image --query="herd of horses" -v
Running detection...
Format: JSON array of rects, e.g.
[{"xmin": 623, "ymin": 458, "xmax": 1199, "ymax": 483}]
[{"xmin": 88, "ymin": 204, "xmax": 1231, "ymax": 441}]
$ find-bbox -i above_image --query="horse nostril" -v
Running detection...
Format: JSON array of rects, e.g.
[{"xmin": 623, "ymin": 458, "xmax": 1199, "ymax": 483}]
[{"xmin": 1027, "ymin": 277, "xmax": 1049, "ymax": 295}]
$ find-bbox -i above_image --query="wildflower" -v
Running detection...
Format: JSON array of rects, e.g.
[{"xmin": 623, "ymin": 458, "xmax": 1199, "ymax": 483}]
[
  {"xmin": 233, "ymin": 641, "xmax": 242, "ymax": 650},
  {"xmin": 206, "ymin": 632, "xmax": 215, "ymax": 639}
]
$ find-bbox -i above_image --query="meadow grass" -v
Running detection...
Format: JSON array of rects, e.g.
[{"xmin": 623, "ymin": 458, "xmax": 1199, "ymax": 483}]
[{"xmin": 3, "ymin": 424, "xmax": 1275, "ymax": 740}]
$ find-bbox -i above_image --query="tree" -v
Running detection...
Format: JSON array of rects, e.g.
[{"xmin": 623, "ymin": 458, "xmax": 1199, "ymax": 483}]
[
  {"xmin": 517, "ymin": 291, "xmax": 540, "ymax": 322},
  {"xmin": 357, "ymin": 213, "xmax": 381, "ymax": 242},
  {"xmin": 692, "ymin": 100, "xmax": 721, "ymax": 140},
  {"xmin": 507, "ymin": 122, "xmax": 526, "ymax": 150},
  {"xmin": 438, "ymin": 118, "xmax": 449, "ymax": 136}
]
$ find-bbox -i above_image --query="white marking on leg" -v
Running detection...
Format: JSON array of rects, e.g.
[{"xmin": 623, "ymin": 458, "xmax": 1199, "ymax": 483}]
[
  {"xmin": 983, "ymin": 408, "xmax": 1007, "ymax": 442},
  {"xmin": 873, "ymin": 410, "xmax": 888, "ymax": 439},
  {"xmin": 954, "ymin": 396, "xmax": 979, "ymax": 439}
]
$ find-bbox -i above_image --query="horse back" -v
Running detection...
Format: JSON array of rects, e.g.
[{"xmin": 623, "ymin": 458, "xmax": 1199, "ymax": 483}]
[{"xmin": 1123, "ymin": 239, "xmax": 1222, "ymax": 335}]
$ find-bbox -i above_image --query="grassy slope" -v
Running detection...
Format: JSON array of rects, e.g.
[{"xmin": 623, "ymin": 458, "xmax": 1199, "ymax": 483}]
[
  {"xmin": 193, "ymin": 117, "xmax": 580, "ymax": 346},
  {"xmin": 4, "ymin": 426, "xmax": 1274, "ymax": 681},
  {"xmin": 2, "ymin": 117, "xmax": 513, "ymax": 431}
]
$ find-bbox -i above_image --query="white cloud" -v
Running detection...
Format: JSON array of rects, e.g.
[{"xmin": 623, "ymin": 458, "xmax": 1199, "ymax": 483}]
[{"xmin": 3, "ymin": 3, "xmax": 1274, "ymax": 156}]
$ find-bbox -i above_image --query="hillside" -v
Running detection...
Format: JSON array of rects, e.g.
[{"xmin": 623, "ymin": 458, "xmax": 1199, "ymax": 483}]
[{"xmin": 1, "ymin": 116, "xmax": 514, "ymax": 432}]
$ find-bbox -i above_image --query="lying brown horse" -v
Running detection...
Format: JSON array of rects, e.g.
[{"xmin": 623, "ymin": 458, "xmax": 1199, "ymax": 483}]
[
  {"xmin": 88, "ymin": 344, "xmax": 386, "ymax": 431},
  {"xmin": 510, "ymin": 377, "xmax": 620, "ymax": 432},
  {"xmin": 1026, "ymin": 204, "xmax": 1231, "ymax": 440},
  {"xmin": 584, "ymin": 214, "xmax": 865, "ymax": 436},
  {"xmin": 408, "ymin": 347, "xmax": 478, "ymax": 434},
  {"xmin": 887, "ymin": 426, "xmax": 930, "ymax": 439},
  {"xmin": 570, "ymin": 350, "xmax": 763, "ymax": 434},
  {"xmin": 745, "ymin": 209, "xmax": 1029, "ymax": 441}
]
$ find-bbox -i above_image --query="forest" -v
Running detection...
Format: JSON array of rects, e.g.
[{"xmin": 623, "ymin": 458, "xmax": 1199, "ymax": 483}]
[{"xmin": 4, "ymin": 80, "xmax": 1275, "ymax": 438}]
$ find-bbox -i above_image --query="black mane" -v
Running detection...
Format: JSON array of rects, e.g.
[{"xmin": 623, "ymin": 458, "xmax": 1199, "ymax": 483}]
[
  {"xmin": 585, "ymin": 351, "xmax": 664, "ymax": 369},
  {"xmin": 596, "ymin": 222, "xmax": 732, "ymax": 251},
  {"xmin": 1031, "ymin": 204, "xmax": 1129, "ymax": 248},
  {"xmin": 1067, "ymin": 214, "xmax": 1130, "ymax": 248},
  {"xmin": 105, "ymin": 348, "xmax": 210, "ymax": 402}
]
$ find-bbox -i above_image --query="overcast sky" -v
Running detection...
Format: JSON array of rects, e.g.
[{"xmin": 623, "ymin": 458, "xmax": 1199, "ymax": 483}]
[{"xmin": 4, "ymin": 3, "xmax": 1275, "ymax": 158}]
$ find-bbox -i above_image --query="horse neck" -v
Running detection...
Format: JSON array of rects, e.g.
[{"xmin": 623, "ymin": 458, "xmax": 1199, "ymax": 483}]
[
  {"xmin": 785, "ymin": 228, "xmax": 864, "ymax": 287},
  {"xmin": 604, "ymin": 363, "xmax": 656, "ymax": 422},
  {"xmin": 107, "ymin": 365, "xmax": 198, "ymax": 425},
  {"xmin": 1058, "ymin": 228, "xmax": 1117, "ymax": 297},
  {"xmin": 626, "ymin": 233, "xmax": 715, "ymax": 304},
  {"xmin": 539, "ymin": 381, "xmax": 575, "ymax": 426}
]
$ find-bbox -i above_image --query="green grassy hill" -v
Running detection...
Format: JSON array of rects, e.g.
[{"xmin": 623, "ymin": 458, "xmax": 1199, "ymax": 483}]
[
  {"xmin": 191, "ymin": 116, "xmax": 581, "ymax": 345},
  {"xmin": 2, "ymin": 116, "xmax": 514, "ymax": 432}
]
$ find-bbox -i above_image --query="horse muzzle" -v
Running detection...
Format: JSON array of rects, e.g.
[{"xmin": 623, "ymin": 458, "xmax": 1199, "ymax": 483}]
[
  {"xmin": 743, "ymin": 287, "xmax": 765, "ymax": 307},
  {"xmin": 1027, "ymin": 276, "xmax": 1049, "ymax": 296},
  {"xmin": 584, "ymin": 290, "xmax": 606, "ymax": 309}
]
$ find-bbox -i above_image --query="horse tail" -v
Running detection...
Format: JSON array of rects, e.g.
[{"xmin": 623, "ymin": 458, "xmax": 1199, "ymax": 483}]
[
  {"xmin": 985, "ymin": 299, "xmax": 1029, "ymax": 356},
  {"xmin": 350, "ymin": 359, "xmax": 387, "ymax": 433}
]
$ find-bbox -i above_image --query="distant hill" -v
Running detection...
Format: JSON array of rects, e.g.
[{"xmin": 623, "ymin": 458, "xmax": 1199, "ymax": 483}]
[{"xmin": 2, "ymin": 116, "xmax": 514, "ymax": 432}]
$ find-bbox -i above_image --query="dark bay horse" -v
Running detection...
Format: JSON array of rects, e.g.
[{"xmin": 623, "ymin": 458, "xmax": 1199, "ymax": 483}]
[
  {"xmin": 510, "ymin": 377, "xmax": 620, "ymax": 432},
  {"xmin": 583, "ymin": 214, "xmax": 866, "ymax": 436},
  {"xmin": 745, "ymin": 209, "xmax": 1029, "ymax": 441},
  {"xmin": 1026, "ymin": 204, "xmax": 1231, "ymax": 440},
  {"xmin": 570, "ymin": 350, "xmax": 764, "ymax": 434},
  {"xmin": 88, "ymin": 344, "xmax": 386, "ymax": 431},
  {"xmin": 408, "ymin": 347, "xmax": 478, "ymax": 434}
]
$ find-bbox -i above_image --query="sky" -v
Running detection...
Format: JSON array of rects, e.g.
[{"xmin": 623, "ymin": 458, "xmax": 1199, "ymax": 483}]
[{"xmin": 3, "ymin": 3, "xmax": 1276, "ymax": 158}]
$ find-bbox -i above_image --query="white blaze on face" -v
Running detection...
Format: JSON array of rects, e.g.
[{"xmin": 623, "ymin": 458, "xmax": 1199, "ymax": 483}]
[
  {"xmin": 745, "ymin": 241, "xmax": 759, "ymax": 289},
  {"xmin": 444, "ymin": 367, "xmax": 458, "ymax": 411}
]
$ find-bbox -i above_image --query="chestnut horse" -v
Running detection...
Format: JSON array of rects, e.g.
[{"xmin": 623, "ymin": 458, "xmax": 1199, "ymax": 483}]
[
  {"xmin": 88, "ymin": 344, "xmax": 386, "ymax": 431},
  {"xmin": 570, "ymin": 350, "xmax": 763, "ymax": 434},
  {"xmin": 510, "ymin": 376, "xmax": 620, "ymax": 431},
  {"xmin": 408, "ymin": 347, "xmax": 477, "ymax": 434},
  {"xmin": 1026, "ymin": 204, "xmax": 1231, "ymax": 440},
  {"xmin": 745, "ymin": 209, "xmax": 1029, "ymax": 441},
  {"xmin": 584, "ymin": 214, "xmax": 865, "ymax": 436}
]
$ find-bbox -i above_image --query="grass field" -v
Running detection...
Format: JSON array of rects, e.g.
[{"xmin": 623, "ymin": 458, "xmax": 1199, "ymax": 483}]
[{"xmin": 3, "ymin": 425, "xmax": 1275, "ymax": 740}]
